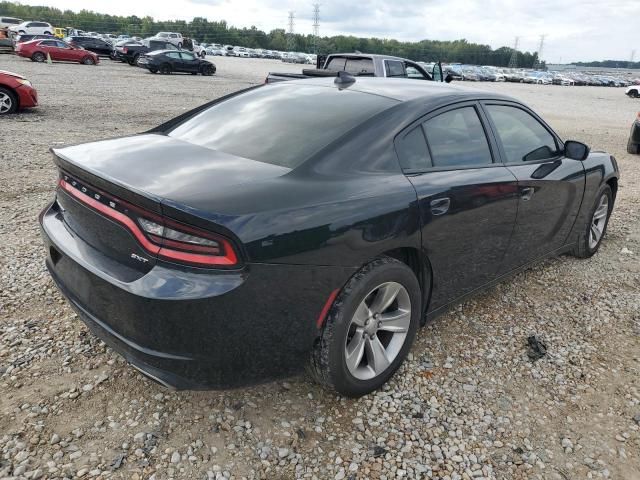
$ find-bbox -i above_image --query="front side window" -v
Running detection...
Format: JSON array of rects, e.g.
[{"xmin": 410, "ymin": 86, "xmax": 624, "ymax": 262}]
[
  {"xmin": 485, "ymin": 105, "xmax": 559, "ymax": 162},
  {"xmin": 169, "ymin": 85, "xmax": 397, "ymax": 168},
  {"xmin": 180, "ymin": 52, "xmax": 196, "ymax": 61},
  {"xmin": 385, "ymin": 60, "xmax": 405, "ymax": 78},
  {"xmin": 405, "ymin": 63, "xmax": 428, "ymax": 80},
  {"xmin": 39, "ymin": 40, "xmax": 56, "ymax": 46},
  {"xmin": 423, "ymin": 107, "xmax": 493, "ymax": 168},
  {"xmin": 166, "ymin": 52, "xmax": 181, "ymax": 59}
]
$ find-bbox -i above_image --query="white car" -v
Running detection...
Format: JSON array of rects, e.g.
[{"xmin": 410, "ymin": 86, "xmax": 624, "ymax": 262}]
[
  {"xmin": 192, "ymin": 40, "xmax": 206, "ymax": 58},
  {"xmin": 0, "ymin": 16, "xmax": 23, "ymax": 30},
  {"xmin": 154, "ymin": 32, "xmax": 183, "ymax": 48},
  {"xmin": 8, "ymin": 21, "xmax": 53, "ymax": 37},
  {"xmin": 232, "ymin": 46, "xmax": 249, "ymax": 58},
  {"xmin": 626, "ymin": 85, "xmax": 640, "ymax": 98}
]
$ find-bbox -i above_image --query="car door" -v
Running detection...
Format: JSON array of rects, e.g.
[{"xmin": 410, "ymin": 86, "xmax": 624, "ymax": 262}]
[
  {"xmin": 54, "ymin": 40, "xmax": 76, "ymax": 61},
  {"xmin": 36, "ymin": 40, "xmax": 59, "ymax": 60},
  {"xmin": 164, "ymin": 51, "xmax": 183, "ymax": 70},
  {"xmin": 396, "ymin": 102, "xmax": 519, "ymax": 309},
  {"xmin": 179, "ymin": 52, "xmax": 200, "ymax": 73},
  {"xmin": 481, "ymin": 102, "xmax": 585, "ymax": 271}
]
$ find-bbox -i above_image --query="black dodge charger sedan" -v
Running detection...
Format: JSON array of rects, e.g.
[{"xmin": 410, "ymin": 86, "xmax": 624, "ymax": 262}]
[
  {"xmin": 40, "ymin": 77, "xmax": 619, "ymax": 397},
  {"xmin": 137, "ymin": 49, "xmax": 215, "ymax": 75}
]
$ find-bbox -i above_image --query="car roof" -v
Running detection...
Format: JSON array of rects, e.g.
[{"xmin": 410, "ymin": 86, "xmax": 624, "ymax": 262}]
[{"xmin": 281, "ymin": 77, "xmax": 517, "ymax": 104}]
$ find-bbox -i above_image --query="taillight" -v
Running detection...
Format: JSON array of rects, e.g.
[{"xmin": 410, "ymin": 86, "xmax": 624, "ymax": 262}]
[
  {"xmin": 58, "ymin": 176, "xmax": 239, "ymax": 268},
  {"xmin": 122, "ymin": 47, "xmax": 128, "ymax": 53}
]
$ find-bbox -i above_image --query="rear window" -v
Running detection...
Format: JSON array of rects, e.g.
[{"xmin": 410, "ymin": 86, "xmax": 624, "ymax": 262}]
[
  {"xmin": 168, "ymin": 84, "xmax": 397, "ymax": 168},
  {"xmin": 325, "ymin": 57, "xmax": 374, "ymax": 76}
]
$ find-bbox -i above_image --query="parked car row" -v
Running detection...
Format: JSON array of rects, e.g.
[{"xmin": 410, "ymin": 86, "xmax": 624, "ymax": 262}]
[{"xmin": 442, "ymin": 64, "xmax": 640, "ymax": 87}]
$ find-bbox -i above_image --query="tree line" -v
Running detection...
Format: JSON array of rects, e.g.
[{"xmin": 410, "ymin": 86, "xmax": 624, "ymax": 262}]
[
  {"xmin": 573, "ymin": 60, "xmax": 640, "ymax": 69},
  {"xmin": 1, "ymin": 1, "xmax": 542, "ymax": 67}
]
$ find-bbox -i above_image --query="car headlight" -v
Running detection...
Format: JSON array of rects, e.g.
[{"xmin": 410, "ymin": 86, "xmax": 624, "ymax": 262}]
[{"xmin": 17, "ymin": 79, "xmax": 32, "ymax": 87}]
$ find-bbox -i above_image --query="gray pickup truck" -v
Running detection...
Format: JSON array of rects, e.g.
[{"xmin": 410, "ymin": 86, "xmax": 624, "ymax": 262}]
[{"xmin": 266, "ymin": 53, "xmax": 451, "ymax": 84}]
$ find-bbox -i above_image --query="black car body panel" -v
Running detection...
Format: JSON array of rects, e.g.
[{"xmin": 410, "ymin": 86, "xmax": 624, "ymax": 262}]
[
  {"xmin": 40, "ymin": 78, "xmax": 619, "ymax": 389},
  {"xmin": 65, "ymin": 36, "xmax": 113, "ymax": 56},
  {"xmin": 137, "ymin": 49, "xmax": 215, "ymax": 74},
  {"xmin": 118, "ymin": 40, "xmax": 177, "ymax": 64}
]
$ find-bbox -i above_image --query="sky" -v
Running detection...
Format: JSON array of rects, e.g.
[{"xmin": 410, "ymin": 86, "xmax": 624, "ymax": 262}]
[{"xmin": 18, "ymin": 0, "xmax": 640, "ymax": 63}]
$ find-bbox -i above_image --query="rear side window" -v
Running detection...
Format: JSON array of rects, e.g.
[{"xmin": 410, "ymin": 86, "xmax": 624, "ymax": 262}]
[
  {"xmin": 397, "ymin": 127, "xmax": 431, "ymax": 172},
  {"xmin": 423, "ymin": 107, "xmax": 493, "ymax": 168},
  {"xmin": 385, "ymin": 60, "xmax": 405, "ymax": 78},
  {"xmin": 485, "ymin": 105, "xmax": 559, "ymax": 162},
  {"xmin": 166, "ymin": 52, "xmax": 181, "ymax": 59},
  {"xmin": 169, "ymin": 85, "xmax": 397, "ymax": 168}
]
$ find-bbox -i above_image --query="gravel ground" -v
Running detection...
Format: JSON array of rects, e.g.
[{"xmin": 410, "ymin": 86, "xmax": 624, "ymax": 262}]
[{"xmin": 1, "ymin": 54, "xmax": 639, "ymax": 480}]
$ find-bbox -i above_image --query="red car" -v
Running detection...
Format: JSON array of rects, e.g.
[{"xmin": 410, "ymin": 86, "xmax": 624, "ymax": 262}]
[
  {"xmin": 15, "ymin": 38, "xmax": 99, "ymax": 65},
  {"xmin": 0, "ymin": 70, "xmax": 38, "ymax": 114}
]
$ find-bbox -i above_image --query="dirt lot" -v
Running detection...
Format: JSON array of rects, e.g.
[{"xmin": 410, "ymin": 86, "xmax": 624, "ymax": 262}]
[{"xmin": 1, "ymin": 54, "xmax": 639, "ymax": 480}]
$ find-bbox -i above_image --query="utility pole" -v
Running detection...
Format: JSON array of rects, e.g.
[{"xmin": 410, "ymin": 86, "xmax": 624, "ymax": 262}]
[
  {"xmin": 533, "ymin": 34, "xmax": 546, "ymax": 70},
  {"xmin": 312, "ymin": 3, "xmax": 320, "ymax": 54},
  {"xmin": 629, "ymin": 50, "xmax": 636, "ymax": 69},
  {"xmin": 287, "ymin": 11, "xmax": 296, "ymax": 52},
  {"xmin": 507, "ymin": 36, "xmax": 519, "ymax": 69}
]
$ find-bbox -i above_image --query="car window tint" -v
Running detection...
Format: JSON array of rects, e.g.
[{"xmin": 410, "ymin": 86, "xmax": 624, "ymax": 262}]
[
  {"xmin": 423, "ymin": 107, "xmax": 493, "ymax": 168},
  {"xmin": 166, "ymin": 52, "xmax": 181, "ymax": 59},
  {"xmin": 181, "ymin": 52, "xmax": 195, "ymax": 60},
  {"xmin": 385, "ymin": 60, "xmax": 405, "ymax": 78},
  {"xmin": 169, "ymin": 85, "xmax": 397, "ymax": 168},
  {"xmin": 397, "ymin": 126, "xmax": 431, "ymax": 171},
  {"xmin": 55, "ymin": 41, "xmax": 67, "ymax": 48},
  {"xmin": 40, "ymin": 40, "xmax": 56, "ymax": 46},
  {"xmin": 344, "ymin": 58, "xmax": 374, "ymax": 75},
  {"xmin": 485, "ymin": 105, "xmax": 559, "ymax": 162}
]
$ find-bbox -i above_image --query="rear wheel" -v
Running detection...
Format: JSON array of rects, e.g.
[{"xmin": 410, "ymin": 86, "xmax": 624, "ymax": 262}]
[
  {"xmin": 149, "ymin": 68, "xmax": 158, "ymax": 74},
  {"xmin": 159, "ymin": 63, "xmax": 172, "ymax": 74},
  {"xmin": 628, "ymin": 137, "xmax": 640, "ymax": 154},
  {"xmin": 31, "ymin": 52, "xmax": 46, "ymax": 62},
  {"xmin": 0, "ymin": 87, "xmax": 18, "ymax": 114},
  {"xmin": 82, "ymin": 56, "xmax": 95, "ymax": 65},
  {"xmin": 630, "ymin": 90, "xmax": 640, "ymax": 98},
  {"xmin": 572, "ymin": 185, "xmax": 613, "ymax": 258},
  {"xmin": 309, "ymin": 257, "xmax": 421, "ymax": 397},
  {"xmin": 44, "ymin": 31, "xmax": 52, "ymax": 35},
  {"xmin": 129, "ymin": 54, "xmax": 139, "ymax": 66}
]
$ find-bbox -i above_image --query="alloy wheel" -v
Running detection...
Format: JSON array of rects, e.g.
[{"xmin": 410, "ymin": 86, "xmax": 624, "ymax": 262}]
[
  {"xmin": 589, "ymin": 194, "xmax": 609, "ymax": 249},
  {"xmin": 344, "ymin": 281, "xmax": 411, "ymax": 380},
  {"xmin": 0, "ymin": 91, "xmax": 13, "ymax": 114}
]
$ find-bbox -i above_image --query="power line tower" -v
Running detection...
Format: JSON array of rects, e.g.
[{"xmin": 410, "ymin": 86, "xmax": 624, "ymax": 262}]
[
  {"xmin": 312, "ymin": 3, "xmax": 320, "ymax": 54},
  {"xmin": 629, "ymin": 50, "xmax": 636, "ymax": 69},
  {"xmin": 507, "ymin": 36, "xmax": 519, "ymax": 68},
  {"xmin": 287, "ymin": 11, "xmax": 296, "ymax": 52},
  {"xmin": 533, "ymin": 34, "xmax": 546, "ymax": 70}
]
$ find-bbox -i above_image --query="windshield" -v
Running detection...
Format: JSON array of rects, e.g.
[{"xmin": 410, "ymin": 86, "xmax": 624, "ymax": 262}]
[{"xmin": 168, "ymin": 84, "xmax": 397, "ymax": 168}]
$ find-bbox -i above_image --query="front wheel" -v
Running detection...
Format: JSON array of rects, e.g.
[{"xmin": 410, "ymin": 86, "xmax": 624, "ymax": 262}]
[
  {"xmin": 0, "ymin": 87, "xmax": 18, "ymax": 114},
  {"xmin": 32, "ymin": 52, "xmax": 46, "ymax": 62},
  {"xmin": 82, "ymin": 56, "xmax": 95, "ymax": 65},
  {"xmin": 201, "ymin": 64, "xmax": 215, "ymax": 76},
  {"xmin": 309, "ymin": 257, "xmax": 421, "ymax": 397},
  {"xmin": 159, "ymin": 64, "xmax": 172, "ymax": 74},
  {"xmin": 149, "ymin": 68, "xmax": 157, "ymax": 74},
  {"xmin": 572, "ymin": 185, "xmax": 613, "ymax": 258}
]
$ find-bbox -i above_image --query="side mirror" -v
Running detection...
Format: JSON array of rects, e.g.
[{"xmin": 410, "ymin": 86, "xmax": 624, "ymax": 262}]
[{"xmin": 564, "ymin": 140, "xmax": 590, "ymax": 161}]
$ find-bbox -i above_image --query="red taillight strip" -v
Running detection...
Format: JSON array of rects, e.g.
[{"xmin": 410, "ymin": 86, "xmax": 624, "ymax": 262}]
[
  {"xmin": 59, "ymin": 179, "xmax": 238, "ymax": 266},
  {"xmin": 60, "ymin": 179, "xmax": 161, "ymax": 255},
  {"xmin": 316, "ymin": 288, "xmax": 340, "ymax": 329}
]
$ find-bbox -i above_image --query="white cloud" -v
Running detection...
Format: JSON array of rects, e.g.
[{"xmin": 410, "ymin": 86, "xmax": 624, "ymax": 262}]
[{"xmin": 18, "ymin": 0, "xmax": 640, "ymax": 62}]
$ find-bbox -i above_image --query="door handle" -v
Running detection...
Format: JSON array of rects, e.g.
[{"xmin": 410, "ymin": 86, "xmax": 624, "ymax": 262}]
[
  {"xmin": 430, "ymin": 197, "xmax": 450, "ymax": 216},
  {"xmin": 521, "ymin": 187, "xmax": 535, "ymax": 201}
]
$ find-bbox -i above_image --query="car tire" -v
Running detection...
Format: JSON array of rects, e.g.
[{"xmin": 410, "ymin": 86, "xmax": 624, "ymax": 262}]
[
  {"xmin": 0, "ymin": 86, "xmax": 18, "ymax": 115},
  {"xmin": 202, "ymin": 65, "xmax": 215, "ymax": 76},
  {"xmin": 82, "ymin": 56, "xmax": 95, "ymax": 65},
  {"xmin": 31, "ymin": 52, "xmax": 46, "ymax": 62},
  {"xmin": 309, "ymin": 257, "xmax": 422, "ymax": 397},
  {"xmin": 572, "ymin": 185, "xmax": 613, "ymax": 258},
  {"xmin": 159, "ymin": 64, "xmax": 172, "ymax": 75},
  {"xmin": 628, "ymin": 138, "xmax": 640, "ymax": 154},
  {"xmin": 149, "ymin": 68, "xmax": 158, "ymax": 74},
  {"xmin": 177, "ymin": 42, "xmax": 182, "ymax": 49},
  {"xmin": 630, "ymin": 90, "xmax": 640, "ymax": 98},
  {"xmin": 129, "ymin": 54, "xmax": 139, "ymax": 66},
  {"xmin": 44, "ymin": 31, "xmax": 52, "ymax": 35}
]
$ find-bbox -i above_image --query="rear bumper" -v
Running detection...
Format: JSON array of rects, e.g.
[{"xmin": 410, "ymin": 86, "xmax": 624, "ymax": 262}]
[{"xmin": 40, "ymin": 200, "xmax": 355, "ymax": 389}]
